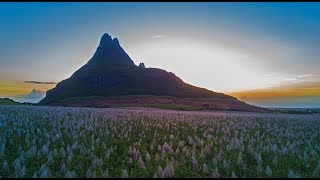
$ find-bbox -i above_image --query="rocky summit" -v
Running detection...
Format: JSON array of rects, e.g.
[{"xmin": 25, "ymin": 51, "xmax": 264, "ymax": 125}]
[{"xmin": 39, "ymin": 33, "xmax": 269, "ymax": 112}]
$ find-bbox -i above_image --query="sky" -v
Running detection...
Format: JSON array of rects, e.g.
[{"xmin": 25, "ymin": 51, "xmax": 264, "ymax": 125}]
[{"xmin": 0, "ymin": 2, "xmax": 319, "ymax": 107}]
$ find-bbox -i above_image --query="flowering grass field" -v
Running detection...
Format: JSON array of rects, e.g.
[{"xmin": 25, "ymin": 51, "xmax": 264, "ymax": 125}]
[{"xmin": 0, "ymin": 105, "xmax": 320, "ymax": 178}]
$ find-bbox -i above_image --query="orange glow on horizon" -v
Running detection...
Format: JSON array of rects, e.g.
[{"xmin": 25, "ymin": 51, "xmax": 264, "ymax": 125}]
[
  {"xmin": 0, "ymin": 80, "xmax": 56, "ymax": 97},
  {"xmin": 229, "ymin": 82, "xmax": 320, "ymax": 101}
]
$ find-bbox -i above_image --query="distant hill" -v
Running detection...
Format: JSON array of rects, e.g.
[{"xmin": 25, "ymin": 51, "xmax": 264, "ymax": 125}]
[
  {"xmin": 12, "ymin": 89, "xmax": 46, "ymax": 103},
  {"xmin": 270, "ymin": 107, "xmax": 320, "ymax": 114},
  {"xmin": 0, "ymin": 98, "xmax": 20, "ymax": 105},
  {"xmin": 39, "ymin": 33, "xmax": 270, "ymax": 112}
]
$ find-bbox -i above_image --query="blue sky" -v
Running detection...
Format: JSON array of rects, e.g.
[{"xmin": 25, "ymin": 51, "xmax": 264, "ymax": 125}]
[{"xmin": 0, "ymin": 2, "xmax": 319, "ymax": 107}]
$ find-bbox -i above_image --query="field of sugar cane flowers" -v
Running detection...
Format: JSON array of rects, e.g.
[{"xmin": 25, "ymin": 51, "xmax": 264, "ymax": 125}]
[{"xmin": 0, "ymin": 105, "xmax": 320, "ymax": 178}]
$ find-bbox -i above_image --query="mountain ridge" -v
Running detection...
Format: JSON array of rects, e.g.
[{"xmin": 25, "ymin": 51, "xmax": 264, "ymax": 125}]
[{"xmin": 39, "ymin": 33, "xmax": 270, "ymax": 112}]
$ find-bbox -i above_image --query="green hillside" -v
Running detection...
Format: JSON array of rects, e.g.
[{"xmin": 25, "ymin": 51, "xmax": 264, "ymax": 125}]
[{"xmin": 0, "ymin": 98, "xmax": 19, "ymax": 105}]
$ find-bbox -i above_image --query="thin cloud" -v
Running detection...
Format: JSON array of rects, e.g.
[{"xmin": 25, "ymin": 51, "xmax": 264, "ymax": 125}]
[
  {"xmin": 25, "ymin": 81, "xmax": 57, "ymax": 84},
  {"xmin": 152, "ymin": 34, "xmax": 166, "ymax": 38}
]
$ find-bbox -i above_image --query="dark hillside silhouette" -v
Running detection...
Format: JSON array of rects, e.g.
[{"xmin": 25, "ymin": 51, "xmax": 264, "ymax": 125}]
[{"xmin": 40, "ymin": 33, "xmax": 270, "ymax": 112}]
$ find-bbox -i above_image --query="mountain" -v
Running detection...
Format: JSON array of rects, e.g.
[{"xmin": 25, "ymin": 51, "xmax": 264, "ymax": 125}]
[
  {"xmin": 39, "ymin": 33, "xmax": 269, "ymax": 112},
  {"xmin": 0, "ymin": 98, "xmax": 20, "ymax": 105},
  {"xmin": 13, "ymin": 89, "xmax": 46, "ymax": 103}
]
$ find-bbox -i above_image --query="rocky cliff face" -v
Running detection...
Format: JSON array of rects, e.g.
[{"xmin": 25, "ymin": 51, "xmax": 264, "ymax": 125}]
[
  {"xmin": 139, "ymin": 63, "xmax": 145, "ymax": 68},
  {"xmin": 40, "ymin": 33, "xmax": 249, "ymax": 108},
  {"xmin": 86, "ymin": 33, "xmax": 135, "ymax": 67}
]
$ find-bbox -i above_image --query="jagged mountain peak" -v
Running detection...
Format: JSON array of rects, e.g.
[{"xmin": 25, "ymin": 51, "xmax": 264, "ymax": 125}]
[
  {"xmin": 112, "ymin": 37, "xmax": 120, "ymax": 44},
  {"xmin": 98, "ymin": 33, "xmax": 112, "ymax": 47},
  {"xmin": 97, "ymin": 33, "xmax": 121, "ymax": 50},
  {"xmin": 89, "ymin": 33, "xmax": 135, "ymax": 66},
  {"xmin": 139, "ymin": 62, "xmax": 146, "ymax": 68}
]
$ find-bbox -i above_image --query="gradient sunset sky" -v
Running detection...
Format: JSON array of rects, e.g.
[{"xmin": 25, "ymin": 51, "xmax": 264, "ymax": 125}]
[{"xmin": 0, "ymin": 2, "xmax": 319, "ymax": 107}]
